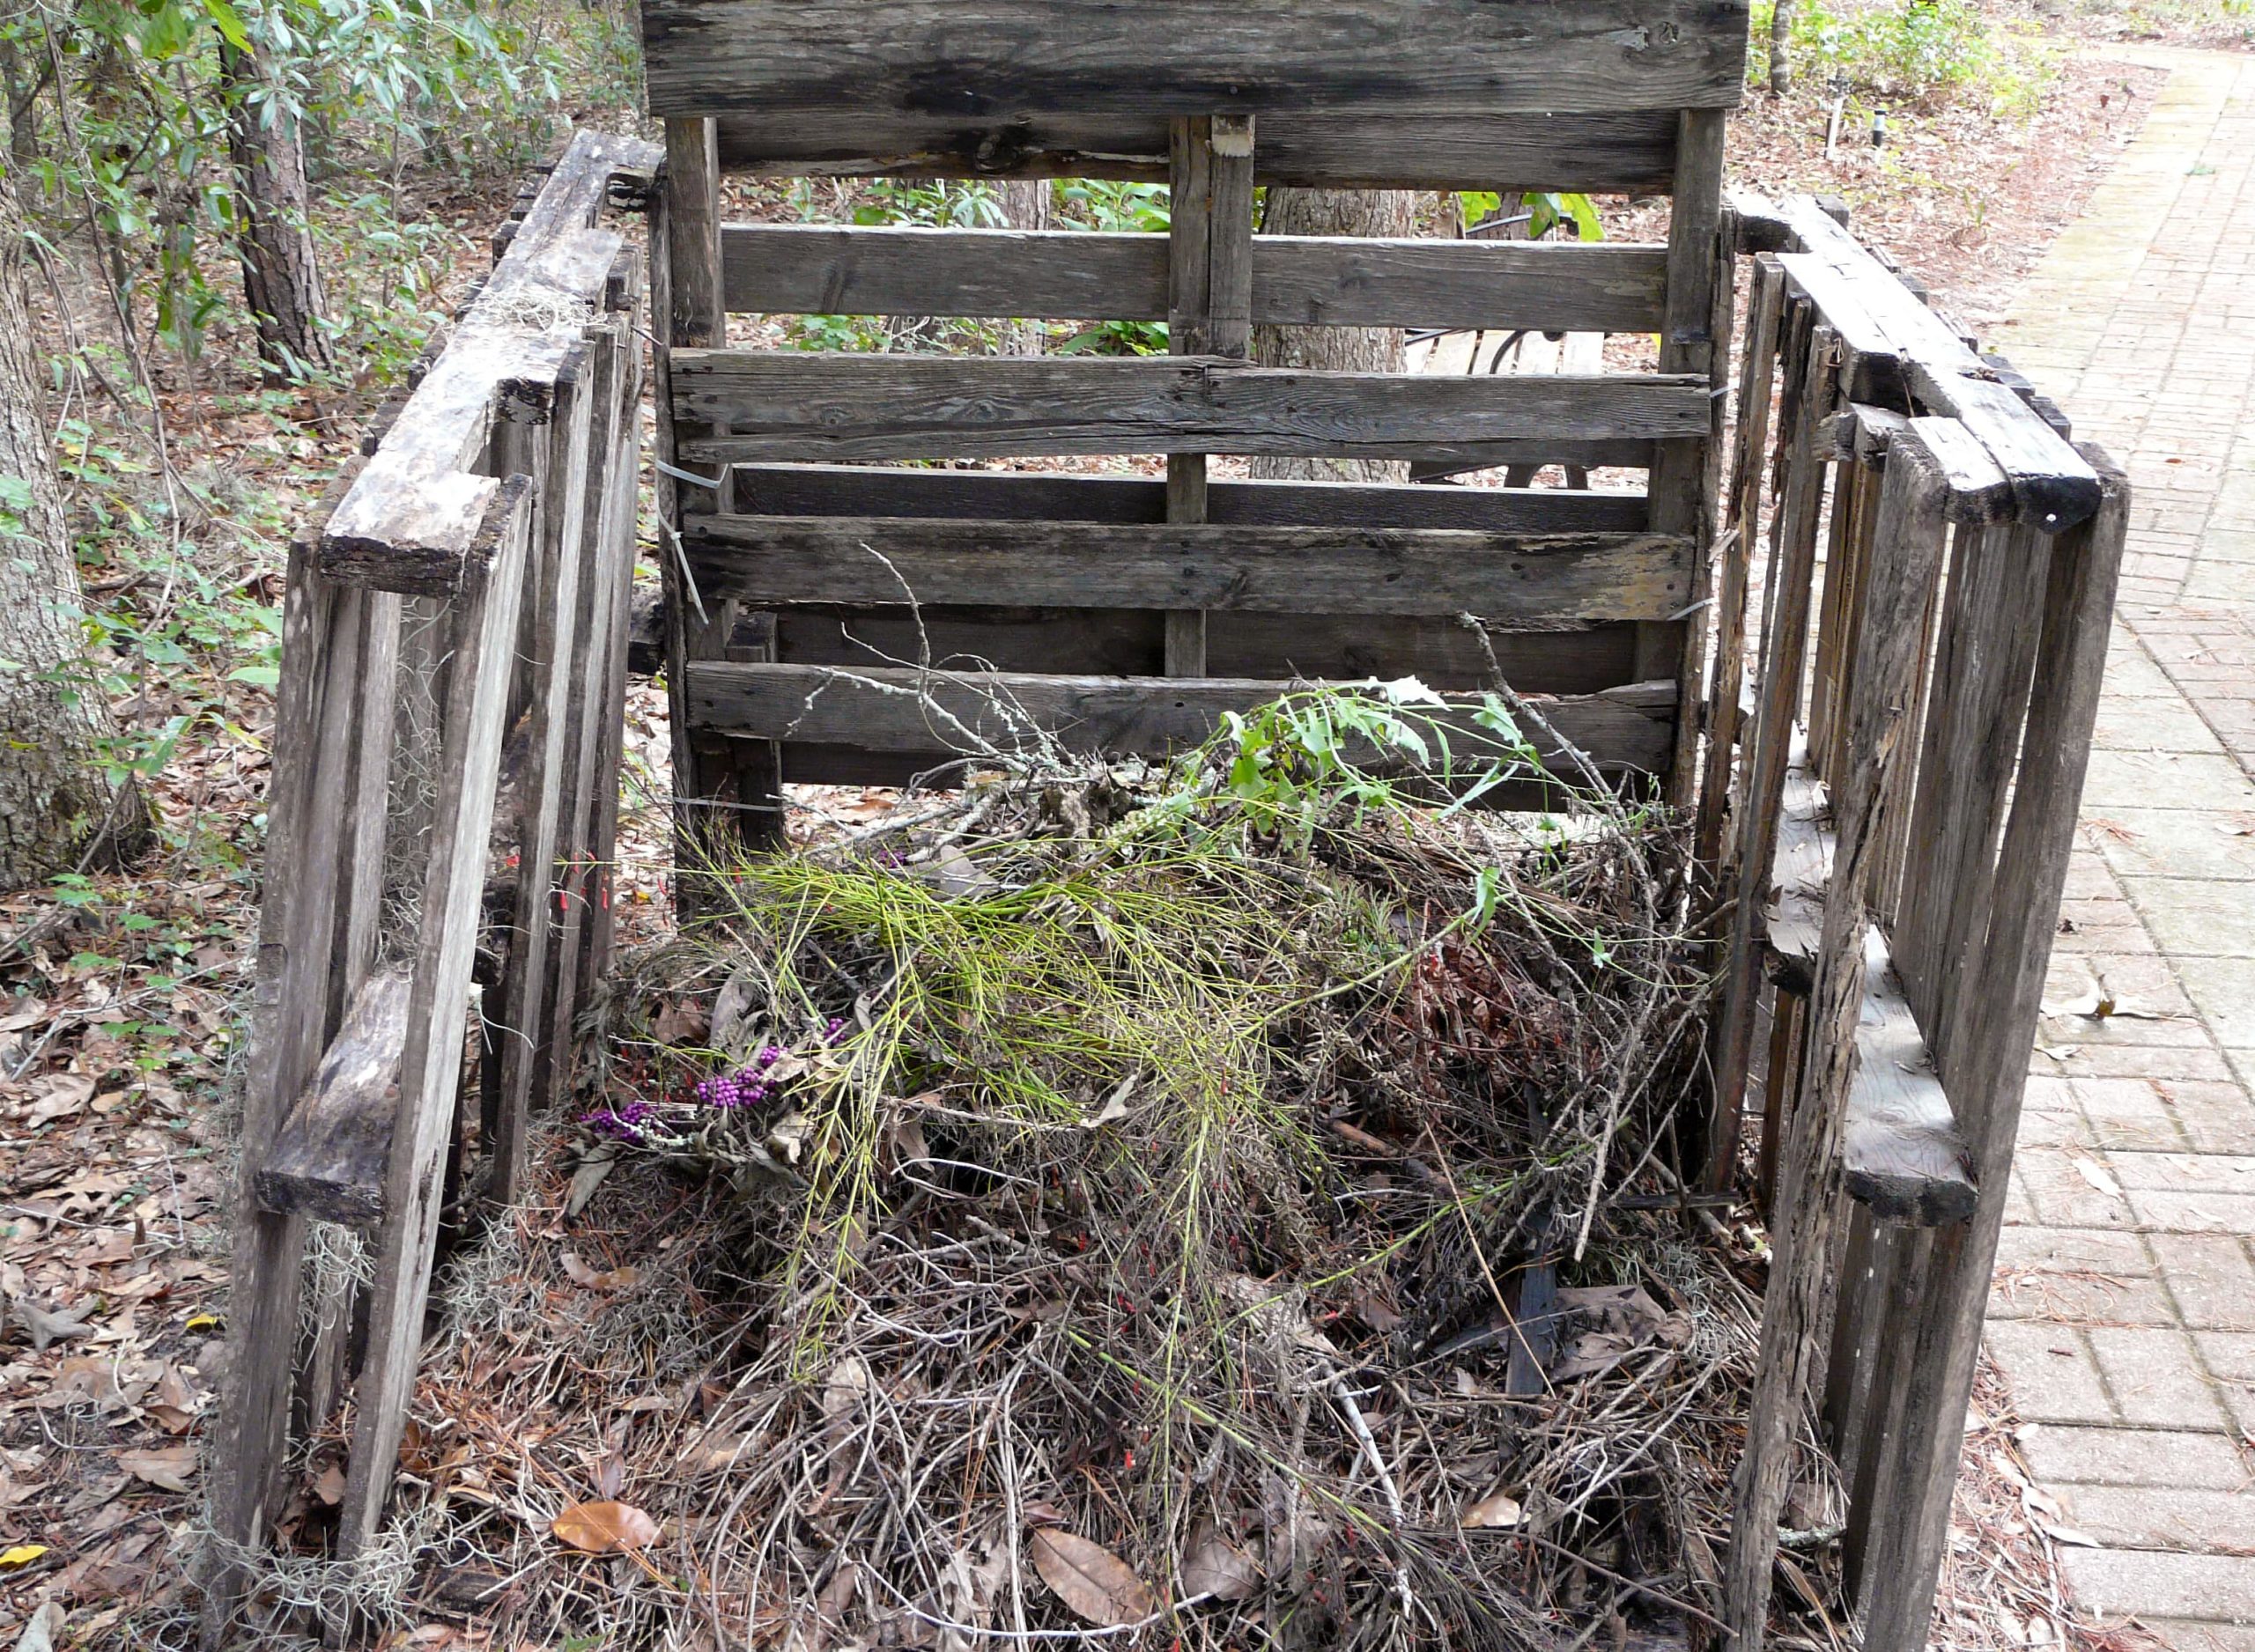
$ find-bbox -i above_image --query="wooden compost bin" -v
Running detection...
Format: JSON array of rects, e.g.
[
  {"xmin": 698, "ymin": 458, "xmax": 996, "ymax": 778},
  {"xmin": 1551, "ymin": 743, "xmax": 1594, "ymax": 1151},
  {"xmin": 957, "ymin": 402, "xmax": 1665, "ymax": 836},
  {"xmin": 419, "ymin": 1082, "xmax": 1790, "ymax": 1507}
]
[{"xmin": 204, "ymin": 5, "xmax": 2129, "ymax": 1648}]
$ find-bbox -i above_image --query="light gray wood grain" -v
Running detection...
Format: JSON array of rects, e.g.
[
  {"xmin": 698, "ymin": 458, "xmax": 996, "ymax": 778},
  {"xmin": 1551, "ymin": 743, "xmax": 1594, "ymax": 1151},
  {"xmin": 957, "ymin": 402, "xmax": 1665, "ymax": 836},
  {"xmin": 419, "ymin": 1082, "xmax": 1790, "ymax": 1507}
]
[
  {"xmin": 1857, "ymin": 447, "xmax": 2127, "ymax": 1652},
  {"xmin": 686, "ymin": 662, "xmax": 1676, "ymax": 775},
  {"xmin": 713, "ymin": 109, "xmax": 1683, "ymax": 194},
  {"xmin": 669, "ymin": 350, "xmax": 1705, "ymax": 464},
  {"xmin": 719, "ymin": 223, "xmax": 1670, "ymax": 333},
  {"xmin": 645, "ymin": 0, "xmax": 1750, "ymax": 119},
  {"xmin": 684, "ymin": 516, "xmax": 1693, "ymax": 621}
]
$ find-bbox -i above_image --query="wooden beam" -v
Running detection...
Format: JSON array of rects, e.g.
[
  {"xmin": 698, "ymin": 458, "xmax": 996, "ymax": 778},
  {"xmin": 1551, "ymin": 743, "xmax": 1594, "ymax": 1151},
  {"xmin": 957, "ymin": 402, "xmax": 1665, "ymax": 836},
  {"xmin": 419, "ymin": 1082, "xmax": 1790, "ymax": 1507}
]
[
  {"xmin": 685, "ymin": 662, "xmax": 1677, "ymax": 775},
  {"xmin": 712, "ymin": 108, "xmax": 1684, "ymax": 194},
  {"xmin": 729, "ymin": 463, "xmax": 1651, "ymax": 533},
  {"xmin": 1752, "ymin": 193, "xmax": 2100, "ymax": 530},
  {"xmin": 253, "ymin": 970, "xmax": 411, "ymax": 1230},
  {"xmin": 644, "ymin": 1, "xmax": 1751, "ymax": 119},
  {"xmin": 669, "ymin": 351, "xmax": 1707, "ymax": 465},
  {"xmin": 718, "ymin": 223, "xmax": 1670, "ymax": 334},
  {"xmin": 1856, "ymin": 451, "xmax": 2127, "ymax": 1650},
  {"xmin": 684, "ymin": 517, "xmax": 1695, "ymax": 620},
  {"xmin": 338, "ymin": 481, "xmax": 532, "ymax": 1560},
  {"xmin": 1723, "ymin": 424, "xmax": 1954, "ymax": 1652}
]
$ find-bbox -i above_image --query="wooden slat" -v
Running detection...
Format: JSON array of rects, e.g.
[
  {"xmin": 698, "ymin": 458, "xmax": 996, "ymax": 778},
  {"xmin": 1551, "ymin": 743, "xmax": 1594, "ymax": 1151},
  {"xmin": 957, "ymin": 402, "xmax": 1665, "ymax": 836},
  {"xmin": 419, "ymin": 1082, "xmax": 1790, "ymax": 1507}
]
[
  {"xmin": 687, "ymin": 661, "xmax": 1676, "ymax": 774},
  {"xmin": 670, "ymin": 351, "xmax": 1706, "ymax": 465},
  {"xmin": 1845, "ymin": 934, "xmax": 1977, "ymax": 1226},
  {"xmin": 713, "ymin": 109, "xmax": 1683, "ymax": 194},
  {"xmin": 338, "ymin": 483, "xmax": 532, "ymax": 1560},
  {"xmin": 731, "ymin": 463, "xmax": 1651, "ymax": 533},
  {"xmin": 772, "ymin": 609, "xmax": 1645, "ymax": 696},
  {"xmin": 719, "ymin": 223, "xmax": 1670, "ymax": 333},
  {"xmin": 646, "ymin": 1, "xmax": 1750, "ymax": 120},
  {"xmin": 318, "ymin": 131, "xmax": 659, "ymax": 591},
  {"xmin": 686, "ymin": 516, "xmax": 1694, "ymax": 621},
  {"xmin": 1724, "ymin": 423, "xmax": 1954, "ymax": 1652},
  {"xmin": 254, "ymin": 970, "xmax": 410, "ymax": 1229},
  {"xmin": 1754, "ymin": 194, "xmax": 2100, "ymax": 531}
]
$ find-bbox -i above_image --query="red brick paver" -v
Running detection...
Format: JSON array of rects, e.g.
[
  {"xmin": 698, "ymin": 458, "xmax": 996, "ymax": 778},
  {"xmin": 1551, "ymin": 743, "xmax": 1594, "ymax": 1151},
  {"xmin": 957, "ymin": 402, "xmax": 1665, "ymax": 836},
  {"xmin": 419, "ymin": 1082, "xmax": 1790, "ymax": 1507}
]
[{"xmin": 1982, "ymin": 44, "xmax": 2255, "ymax": 1645}]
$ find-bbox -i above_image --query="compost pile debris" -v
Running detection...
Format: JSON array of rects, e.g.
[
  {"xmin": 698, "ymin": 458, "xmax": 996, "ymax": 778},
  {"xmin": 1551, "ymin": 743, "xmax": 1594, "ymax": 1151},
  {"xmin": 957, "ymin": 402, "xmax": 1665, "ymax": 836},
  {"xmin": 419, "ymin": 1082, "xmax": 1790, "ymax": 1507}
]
[{"xmin": 244, "ymin": 685, "xmax": 1805, "ymax": 1650}]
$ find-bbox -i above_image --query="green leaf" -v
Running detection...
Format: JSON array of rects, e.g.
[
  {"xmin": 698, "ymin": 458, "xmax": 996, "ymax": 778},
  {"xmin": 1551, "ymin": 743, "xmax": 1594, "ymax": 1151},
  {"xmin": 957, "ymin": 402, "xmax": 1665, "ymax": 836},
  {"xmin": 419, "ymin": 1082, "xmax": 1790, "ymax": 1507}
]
[
  {"xmin": 226, "ymin": 664, "xmax": 281, "ymax": 688},
  {"xmin": 202, "ymin": 0, "xmax": 254, "ymax": 52}
]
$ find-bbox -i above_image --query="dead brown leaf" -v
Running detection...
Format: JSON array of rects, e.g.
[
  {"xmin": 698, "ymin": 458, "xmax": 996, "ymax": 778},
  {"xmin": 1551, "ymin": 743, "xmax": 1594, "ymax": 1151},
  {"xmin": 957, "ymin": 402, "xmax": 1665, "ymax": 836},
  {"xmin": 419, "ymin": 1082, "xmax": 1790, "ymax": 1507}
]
[
  {"xmin": 1180, "ymin": 1524, "xmax": 1261, "ymax": 1602},
  {"xmin": 558, "ymin": 1252, "xmax": 640, "ymax": 1292},
  {"xmin": 117, "ymin": 1444, "xmax": 198, "ymax": 1493},
  {"xmin": 1029, "ymin": 1529, "xmax": 1154, "ymax": 1627},
  {"xmin": 551, "ymin": 1499, "xmax": 659, "ymax": 1553}
]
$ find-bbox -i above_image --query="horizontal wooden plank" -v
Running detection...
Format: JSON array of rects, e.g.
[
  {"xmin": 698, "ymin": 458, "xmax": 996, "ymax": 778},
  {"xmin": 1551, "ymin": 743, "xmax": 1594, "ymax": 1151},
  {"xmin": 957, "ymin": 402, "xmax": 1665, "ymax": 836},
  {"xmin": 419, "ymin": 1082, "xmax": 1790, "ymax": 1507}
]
[
  {"xmin": 1759, "ymin": 735, "xmax": 1977, "ymax": 1228},
  {"xmin": 647, "ymin": 2, "xmax": 1749, "ymax": 120},
  {"xmin": 671, "ymin": 352, "xmax": 1704, "ymax": 464},
  {"xmin": 721, "ymin": 224, "xmax": 1669, "ymax": 333},
  {"xmin": 1845, "ymin": 930, "xmax": 1978, "ymax": 1227},
  {"xmin": 685, "ymin": 515, "xmax": 1691, "ymax": 620},
  {"xmin": 684, "ymin": 661, "xmax": 1676, "ymax": 773},
  {"xmin": 773, "ymin": 608, "xmax": 1645, "ymax": 694},
  {"xmin": 253, "ymin": 969, "xmax": 410, "ymax": 1230},
  {"xmin": 732, "ymin": 464, "xmax": 1651, "ymax": 533},
  {"xmin": 713, "ymin": 109, "xmax": 1682, "ymax": 192}
]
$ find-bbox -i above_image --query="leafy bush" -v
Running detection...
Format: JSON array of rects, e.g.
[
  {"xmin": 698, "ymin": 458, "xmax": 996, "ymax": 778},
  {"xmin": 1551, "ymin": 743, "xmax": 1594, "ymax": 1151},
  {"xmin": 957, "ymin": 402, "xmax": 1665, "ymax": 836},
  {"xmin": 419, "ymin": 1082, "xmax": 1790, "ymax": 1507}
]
[{"xmin": 1751, "ymin": 0, "xmax": 2044, "ymax": 111}]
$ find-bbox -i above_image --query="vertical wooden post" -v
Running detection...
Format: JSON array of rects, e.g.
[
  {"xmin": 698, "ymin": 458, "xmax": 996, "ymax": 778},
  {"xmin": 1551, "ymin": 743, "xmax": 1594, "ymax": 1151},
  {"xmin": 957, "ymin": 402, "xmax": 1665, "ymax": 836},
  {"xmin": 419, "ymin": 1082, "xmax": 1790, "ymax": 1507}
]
[
  {"xmin": 1695, "ymin": 254, "xmax": 1786, "ymax": 881},
  {"xmin": 657, "ymin": 117, "xmax": 775, "ymax": 889},
  {"xmin": 1653, "ymin": 108, "xmax": 1728, "ymax": 807},
  {"xmin": 203, "ymin": 557, "xmax": 392, "ymax": 1643},
  {"xmin": 1722, "ymin": 429, "xmax": 1954, "ymax": 1652},
  {"xmin": 337, "ymin": 488, "xmax": 532, "ymax": 1560},
  {"xmin": 1858, "ymin": 451, "xmax": 2127, "ymax": 1652},
  {"xmin": 488, "ymin": 355, "xmax": 590, "ymax": 1205},
  {"xmin": 1164, "ymin": 114, "xmax": 1252, "ymax": 679},
  {"xmin": 1705, "ymin": 313, "xmax": 1836, "ymax": 1191}
]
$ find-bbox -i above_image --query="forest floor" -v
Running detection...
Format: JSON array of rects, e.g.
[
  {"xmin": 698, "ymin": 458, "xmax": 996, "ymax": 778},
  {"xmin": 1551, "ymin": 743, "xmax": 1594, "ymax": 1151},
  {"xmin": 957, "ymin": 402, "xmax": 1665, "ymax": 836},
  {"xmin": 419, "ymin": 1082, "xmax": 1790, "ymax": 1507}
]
[{"xmin": 2, "ymin": 5, "xmax": 2247, "ymax": 1648}]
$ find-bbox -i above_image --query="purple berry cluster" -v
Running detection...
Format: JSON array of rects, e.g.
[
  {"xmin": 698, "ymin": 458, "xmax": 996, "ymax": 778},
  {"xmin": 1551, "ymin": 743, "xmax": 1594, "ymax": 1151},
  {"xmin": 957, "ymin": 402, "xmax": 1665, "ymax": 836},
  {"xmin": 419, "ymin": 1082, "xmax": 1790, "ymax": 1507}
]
[
  {"xmin": 580, "ymin": 1098, "xmax": 656, "ymax": 1141},
  {"xmin": 695, "ymin": 1044, "xmax": 786, "ymax": 1111}
]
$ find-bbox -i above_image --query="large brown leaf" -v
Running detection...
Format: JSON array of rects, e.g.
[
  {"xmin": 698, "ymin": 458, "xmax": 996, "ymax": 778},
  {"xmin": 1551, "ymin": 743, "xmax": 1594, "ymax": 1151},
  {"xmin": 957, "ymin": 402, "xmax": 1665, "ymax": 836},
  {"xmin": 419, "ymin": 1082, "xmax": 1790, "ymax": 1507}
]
[
  {"xmin": 1029, "ymin": 1529, "xmax": 1154, "ymax": 1626},
  {"xmin": 1181, "ymin": 1524, "xmax": 1261, "ymax": 1602},
  {"xmin": 552, "ymin": 1499, "xmax": 660, "ymax": 1553}
]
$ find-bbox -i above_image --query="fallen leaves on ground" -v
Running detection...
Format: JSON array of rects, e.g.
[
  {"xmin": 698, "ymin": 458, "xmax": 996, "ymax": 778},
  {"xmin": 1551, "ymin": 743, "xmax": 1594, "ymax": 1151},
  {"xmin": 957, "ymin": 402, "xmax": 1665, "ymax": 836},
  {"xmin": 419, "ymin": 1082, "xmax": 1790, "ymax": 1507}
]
[
  {"xmin": 1028, "ymin": 1530, "xmax": 1154, "ymax": 1627},
  {"xmin": 551, "ymin": 1500, "xmax": 660, "ymax": 1554}
]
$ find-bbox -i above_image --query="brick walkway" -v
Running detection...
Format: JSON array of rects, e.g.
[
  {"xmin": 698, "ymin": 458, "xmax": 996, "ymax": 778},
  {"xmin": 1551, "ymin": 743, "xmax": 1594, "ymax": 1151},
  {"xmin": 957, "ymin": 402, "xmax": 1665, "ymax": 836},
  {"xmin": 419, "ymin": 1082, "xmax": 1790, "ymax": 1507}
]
[{"xmin": 1979, "ymin": 45, "xmax": 2255, "ymax": 1652}]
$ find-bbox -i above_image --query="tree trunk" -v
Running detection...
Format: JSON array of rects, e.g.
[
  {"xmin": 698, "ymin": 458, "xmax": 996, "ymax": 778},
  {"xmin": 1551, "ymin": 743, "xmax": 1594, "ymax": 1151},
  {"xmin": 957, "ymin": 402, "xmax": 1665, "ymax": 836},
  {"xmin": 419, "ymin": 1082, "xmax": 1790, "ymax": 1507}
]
[
  {"xmin": 1250, "ymin": 188, "xmax": 1417, "ymax": 483},
  {"xmin": 0, "ymin": 164, "xmax": 137, "ymax": 888},
  {"xmin": 998, "ymin": 178, "xmax": 1050, "ymax": 356},
  {"xmin": 1, "ymin": 33, "xmax": 38, "ymax": 166},
  {"xmin": 1770, "ymin": 0, "xmax": 1797, "ymax": 95},
  {"xmin": 220, "ymin": 41, "xmax": 332, "ymax": 385}
]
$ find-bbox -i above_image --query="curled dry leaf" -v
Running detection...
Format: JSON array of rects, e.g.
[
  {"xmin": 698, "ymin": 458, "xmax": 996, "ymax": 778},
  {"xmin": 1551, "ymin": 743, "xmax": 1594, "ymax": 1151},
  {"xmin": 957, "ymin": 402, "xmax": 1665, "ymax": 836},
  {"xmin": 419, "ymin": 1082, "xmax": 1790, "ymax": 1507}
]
[
  {"xmin": 551, "ymin": 1499, "xmax": 660, "ymax": 1553},
  {"xmin": 1028, "ymin": 1529, "xmax": 1154, "ymax": 1627},
  {"xmin": 560, "ymin": 1252, "xmax": 641, "ymax": 1291},
  {"xmin": 1460, "ymin": 1488, "xmax": 1526, "ymax": 1530}
]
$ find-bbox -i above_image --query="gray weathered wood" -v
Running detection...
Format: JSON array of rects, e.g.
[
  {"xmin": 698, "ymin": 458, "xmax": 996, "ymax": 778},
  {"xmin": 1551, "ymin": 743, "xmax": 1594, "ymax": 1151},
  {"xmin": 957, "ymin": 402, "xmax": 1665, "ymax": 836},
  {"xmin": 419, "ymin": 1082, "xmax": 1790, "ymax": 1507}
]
[
  {"xmin": 1857, "ymin": 451, "xmax": 2127, "ymax": 1651},
  {"xmin": 684, "ymin": 516, "xmax": 1694, "ymax": 620},
  {"xmin": 731, "ymin": 463, "xmax": 1650, "ymax": 533},
  {"xmin": 1723, "ymin": 425, "xmax": 1953, "ymax": 1652},
  {"xmin": 712, "ymin": 109, "xmax": 1683, "ymax": 194},
  {"xmin": 318, "ymin": 131, "xmax": 659, "ymax": 591},
  {"xmin": 773, "ymin": 608, "xmax": 1645, "ymax": 696},
  {"xmin": 1694, "ymin": 253, "xmax": 1784, "ymax": 878},
  {"xmin": 687, "ymin": 662, "xmax": 1677, "ymax": 775},
  {"xmin": 670, "ymin": 351, "xmax": 1707, "ymax": 464},
  {"xmin": 1844, "ymin": 933, "xmax": 1977, "ymax": 1226},
  {"xmin": 1755, "ymin": 193, "xmax": 2099, "ymax": 530},
  {"xmin": 719, "ymin": 223, "xmax": 1670, "ymax": 334},
  {"xmin": 645, "ymin": 1, "xmax": 1751, "ymax": 119},
  {"xmin": 253, "ymin": 970, "xmax": 411, "ymax": 1229},
  {"xmin": 1651, "ymin": 108, "xmax": 1730, "ymax": 805},
  {"xmin": 1704, "ymin": 313, "xmax": 1834, "ymax": 1191},
  {"xmin": 338, "ymin": 480, "xmax": 531, "ymax": 1560}
]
